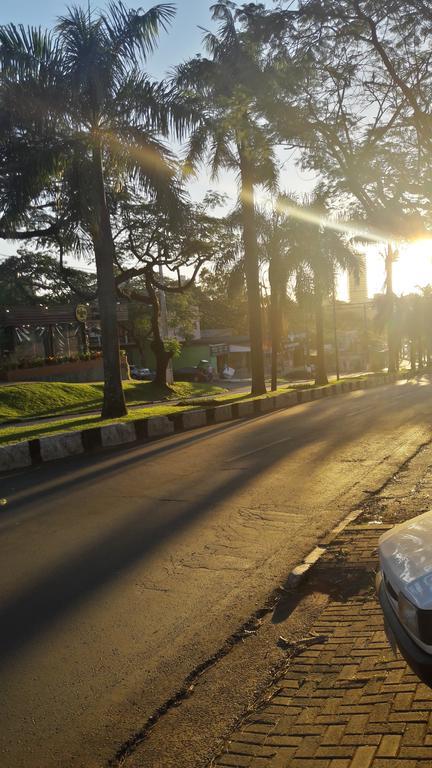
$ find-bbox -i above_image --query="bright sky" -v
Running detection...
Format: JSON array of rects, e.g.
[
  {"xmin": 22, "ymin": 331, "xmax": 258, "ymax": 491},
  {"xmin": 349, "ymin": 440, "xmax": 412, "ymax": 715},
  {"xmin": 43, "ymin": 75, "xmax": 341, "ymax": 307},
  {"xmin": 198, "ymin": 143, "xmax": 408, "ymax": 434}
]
[
  {"xmin": 1, "ymin": 1, "xmax": 432, "ymax": 296},
  {"xmin": 367, "ymin": 241, "xmax": 432, "ymax": 299}
]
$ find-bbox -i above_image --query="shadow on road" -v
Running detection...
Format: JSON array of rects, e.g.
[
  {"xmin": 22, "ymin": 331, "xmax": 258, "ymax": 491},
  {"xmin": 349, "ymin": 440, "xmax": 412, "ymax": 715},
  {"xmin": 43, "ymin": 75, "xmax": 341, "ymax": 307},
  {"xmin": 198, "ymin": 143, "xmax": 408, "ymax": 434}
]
[{"xmin": 0, "ymin": 377, "xmax": 429, "ymax": 667}]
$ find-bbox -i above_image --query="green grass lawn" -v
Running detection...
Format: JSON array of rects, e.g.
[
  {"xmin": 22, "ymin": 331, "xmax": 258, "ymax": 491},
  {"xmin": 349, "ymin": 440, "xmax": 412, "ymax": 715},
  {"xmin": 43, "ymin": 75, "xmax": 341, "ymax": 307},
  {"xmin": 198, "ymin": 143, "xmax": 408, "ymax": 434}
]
[
  {"xmin": 0, "ymin": 372, "xmax": 393, "ymax": 447},
  {"xmin": 0, "ymin": 380, "xmax": 226, "ymax": 423},
  {"xmin": 0, "ymin": 403, "xmax": 198, "ymax": 445},
  {"xmin": 0, "ymin": 384, "xmax": 295, "ymax": 445}
]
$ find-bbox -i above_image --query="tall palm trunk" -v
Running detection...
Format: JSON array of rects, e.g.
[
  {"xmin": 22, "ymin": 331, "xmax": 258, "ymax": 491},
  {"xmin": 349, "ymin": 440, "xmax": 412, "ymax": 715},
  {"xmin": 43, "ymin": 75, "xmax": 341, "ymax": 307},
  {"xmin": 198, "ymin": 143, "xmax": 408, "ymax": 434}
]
[
  {"xmin": 90, "ymin": 142, "xmax": 127, "ymax": 418},
  {"xmin": 145, "ymin": 267, "xmax": 171, "ymax": 387},
  {"xmin": 239, "ymin": 153, "xmax": 266, "ymax": 395},
  {"xmin": 314, "ymin": 279, "xmax": 328, "ymax": 386},
  {"xmin": 410, "ymin": 339, "xmax": 416, "ymax": 373},
  {"xmin": 418, "ymin": 337, "xmax": 424, "ymax": 370},
  {"xmin": 385, "ymin": 244, "xmax": 398, "ymax": 373},
  {"xmin": 269, "ymin": 257, "xmax": 280, "ymax": 392}
]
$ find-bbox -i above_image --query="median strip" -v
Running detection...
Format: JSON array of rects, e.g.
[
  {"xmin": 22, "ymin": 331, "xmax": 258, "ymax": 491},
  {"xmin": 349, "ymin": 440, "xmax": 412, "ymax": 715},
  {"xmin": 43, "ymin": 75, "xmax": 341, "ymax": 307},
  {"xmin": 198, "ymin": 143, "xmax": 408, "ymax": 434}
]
[{"xmin": 0, "ymin": 372, "xmax": 401, "ymax": 472}]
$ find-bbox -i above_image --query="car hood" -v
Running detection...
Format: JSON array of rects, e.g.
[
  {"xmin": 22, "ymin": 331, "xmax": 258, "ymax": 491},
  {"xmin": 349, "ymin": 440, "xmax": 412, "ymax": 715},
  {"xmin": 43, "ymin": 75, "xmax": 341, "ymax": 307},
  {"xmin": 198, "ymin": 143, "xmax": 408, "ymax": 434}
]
[{"xmin": 379, "ymin": 510, "xmax": 432, "ymax": 609}]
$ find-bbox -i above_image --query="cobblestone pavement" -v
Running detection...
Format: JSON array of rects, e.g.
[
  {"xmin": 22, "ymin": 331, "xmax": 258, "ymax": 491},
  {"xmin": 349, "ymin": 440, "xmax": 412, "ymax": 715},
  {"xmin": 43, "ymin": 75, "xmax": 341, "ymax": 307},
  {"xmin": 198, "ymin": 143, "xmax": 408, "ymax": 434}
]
[{"xmin": 213, "ymin": 445, "xmax": 432, "ymax": 768}]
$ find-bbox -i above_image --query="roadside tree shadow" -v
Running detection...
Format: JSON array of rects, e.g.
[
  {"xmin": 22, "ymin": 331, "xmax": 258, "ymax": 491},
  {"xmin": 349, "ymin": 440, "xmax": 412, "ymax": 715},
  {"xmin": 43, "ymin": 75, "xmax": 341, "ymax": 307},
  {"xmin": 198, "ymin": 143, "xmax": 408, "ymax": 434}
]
[{"xmin": 0, "ymin": 377, "xmax": 428, "ymax": 667}]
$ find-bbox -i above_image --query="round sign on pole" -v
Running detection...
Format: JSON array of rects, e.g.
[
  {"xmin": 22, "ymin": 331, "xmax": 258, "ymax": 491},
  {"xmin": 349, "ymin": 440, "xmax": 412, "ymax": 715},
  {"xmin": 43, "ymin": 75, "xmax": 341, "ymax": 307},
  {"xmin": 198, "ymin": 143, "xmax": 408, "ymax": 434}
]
[{"xmin": 75, "ymin": 305, "xmax": 88, "ymax": 323}]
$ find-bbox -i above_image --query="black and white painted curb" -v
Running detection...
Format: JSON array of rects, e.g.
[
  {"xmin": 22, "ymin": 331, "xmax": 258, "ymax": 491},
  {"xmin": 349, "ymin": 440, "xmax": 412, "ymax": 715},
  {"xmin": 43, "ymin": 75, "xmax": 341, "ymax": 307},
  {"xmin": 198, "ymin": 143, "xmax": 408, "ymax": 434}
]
[{"xmin": 0, "ymin": 373, "xmax": 399, "ymax": 473}]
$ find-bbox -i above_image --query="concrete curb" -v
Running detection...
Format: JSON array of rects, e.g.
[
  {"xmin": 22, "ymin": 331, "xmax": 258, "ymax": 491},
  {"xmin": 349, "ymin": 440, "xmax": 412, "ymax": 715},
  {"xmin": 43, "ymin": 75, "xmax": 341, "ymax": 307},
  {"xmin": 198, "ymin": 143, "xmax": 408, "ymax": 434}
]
[
  {"xmin": 286, "ymin": 508, "xmax": 363, "ymax": 586},
  {"xmin": 0, "ymin": 372, "xmax": 407, "ymax": 473}
]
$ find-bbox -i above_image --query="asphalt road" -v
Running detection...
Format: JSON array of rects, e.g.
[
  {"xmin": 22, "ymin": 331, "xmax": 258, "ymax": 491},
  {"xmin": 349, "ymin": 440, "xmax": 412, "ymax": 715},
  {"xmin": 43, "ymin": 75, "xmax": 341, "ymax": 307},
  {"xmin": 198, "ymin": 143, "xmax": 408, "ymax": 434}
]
[{"xmin": 1, "ymin": 376, "xmax": 431, "ymax": 768}]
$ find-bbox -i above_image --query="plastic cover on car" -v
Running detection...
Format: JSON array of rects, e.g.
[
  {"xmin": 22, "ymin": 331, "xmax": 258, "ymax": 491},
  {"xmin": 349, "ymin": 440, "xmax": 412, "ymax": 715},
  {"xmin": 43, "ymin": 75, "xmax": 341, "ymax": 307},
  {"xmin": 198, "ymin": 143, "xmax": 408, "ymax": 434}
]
[{"xmin": 379, "ymin": 510, "xmax": 432, "ymax": 610}]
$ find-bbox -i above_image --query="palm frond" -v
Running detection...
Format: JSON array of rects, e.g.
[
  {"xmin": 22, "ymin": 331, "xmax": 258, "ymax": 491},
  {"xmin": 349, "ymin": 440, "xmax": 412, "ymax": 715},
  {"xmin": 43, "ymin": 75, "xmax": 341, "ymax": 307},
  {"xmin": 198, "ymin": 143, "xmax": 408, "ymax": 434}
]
[
  {"xmin": 183, "ymin": 123, "xmax": 211, "ymax": 176},
  {"xmin": 0, "ymin": 23, "xmax": 63, "ymax": 85},
  {"xmin": 172, "ymin": 56, "xmax": 216, "ymax": 94},
  {"xmin": 121, "ymin": 76, "xmax": 204, "ymax": 142},
  {"xmin": 102, "ymin": 1, "xmax": 175, "ymax": 63},
  {"xmin": 0, "ymin": 135, "xmax": 68, "ymax": 226},
  {"xmin": 111, "ymin": 71, "xmax": 171, "ymax": 134},
  {"xmin": 102, "ymin": 128, "xmax": 181, "ymax": 213},
  {"xmin": 206, "ymin": 2, "xmax": 239, "ymax": 61},
  {"xmin": 209, "ymin": 128, "xmax": 236, "ymax": 178}
]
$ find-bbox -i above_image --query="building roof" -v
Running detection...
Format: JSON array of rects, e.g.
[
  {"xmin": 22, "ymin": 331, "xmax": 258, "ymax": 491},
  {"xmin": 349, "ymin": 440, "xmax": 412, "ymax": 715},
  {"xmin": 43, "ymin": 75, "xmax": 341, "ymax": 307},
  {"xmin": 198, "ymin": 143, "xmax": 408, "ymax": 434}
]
[{"xmin": 0, "ymin": 302, "xmax": 129, "ymax": 326}]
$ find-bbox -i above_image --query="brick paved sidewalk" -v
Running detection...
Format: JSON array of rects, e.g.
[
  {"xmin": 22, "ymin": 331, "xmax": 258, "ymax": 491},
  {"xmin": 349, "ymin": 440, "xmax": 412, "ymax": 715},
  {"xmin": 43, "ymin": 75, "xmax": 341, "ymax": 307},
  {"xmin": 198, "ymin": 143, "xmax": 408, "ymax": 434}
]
[{"xmin": 213, "ymin": 453, "xmax": 432, "ymax": 768}]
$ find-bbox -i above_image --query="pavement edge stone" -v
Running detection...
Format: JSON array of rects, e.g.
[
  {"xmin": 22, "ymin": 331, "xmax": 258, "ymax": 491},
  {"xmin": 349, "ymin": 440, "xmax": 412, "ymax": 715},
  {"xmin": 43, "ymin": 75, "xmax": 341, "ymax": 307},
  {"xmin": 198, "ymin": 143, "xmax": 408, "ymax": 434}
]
[{"xmin": 0, "ymin": 373, "xmax": 404, "ymax": 473}]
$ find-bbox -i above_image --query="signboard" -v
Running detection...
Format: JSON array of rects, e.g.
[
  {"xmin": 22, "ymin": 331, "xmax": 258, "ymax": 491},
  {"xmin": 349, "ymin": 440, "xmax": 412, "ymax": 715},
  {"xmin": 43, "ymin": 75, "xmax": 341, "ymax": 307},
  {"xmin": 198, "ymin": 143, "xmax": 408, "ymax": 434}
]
[
  {"xmin": 209, "ymin": 343, "xmax": 229, "ymax": 355},
  {"xmin": 75, "ymin": 305, "xmax": 88, "ymax": 323}
]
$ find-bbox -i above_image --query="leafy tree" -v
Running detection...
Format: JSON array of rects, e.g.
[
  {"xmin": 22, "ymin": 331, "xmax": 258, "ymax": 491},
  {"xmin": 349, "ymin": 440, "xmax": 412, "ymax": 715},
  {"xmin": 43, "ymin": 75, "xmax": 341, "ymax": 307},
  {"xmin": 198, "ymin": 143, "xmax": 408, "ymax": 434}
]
[
  {"xmin": 195, "ymin": 267, "xmax": 249, "ymax": 335},
  {"xmin": 0, "ymin": 2, "xmax": 189, "ymax": 416},
  {"xmin": 120, "ymin": 301, "xmax": 152, "ymax": 365},
  {"xmin": 402, "ymin": 294, "xmax": 424, "ymax": 372},
  {"xmin": 165, "ymin": 289, "xmax": 200, "ymax": 340},
  {"xmin": 0, "ymin": 249, "xmax": 95, "ymax": 305},
  {"xmin": 114, "ymin": 195, "xmax": 219, "ymax": 386},
  {"xmin": 257, "ymin": 198, "xmax": 304, "ymax": 390},
  {"xmin": 378, "ymin": 287, "xmax": 432, "ymax": 373},
  {"xmin": 268, "ymin": 2, "xmax": 429, "ymax": 372},
  {"xmin": 174, "ymin": 1, "xmax": 279, "ymax": 395},
  {"xmin": 418, "ymin": 286, "xmax": 432, "ymax": 368},
  {"xmin": 119, "ymin": 291, "xmax": 198, "ymax": 372},
  {"xmin": 297, "ymin": 0, "xmax": 432, "ymax": 163}
]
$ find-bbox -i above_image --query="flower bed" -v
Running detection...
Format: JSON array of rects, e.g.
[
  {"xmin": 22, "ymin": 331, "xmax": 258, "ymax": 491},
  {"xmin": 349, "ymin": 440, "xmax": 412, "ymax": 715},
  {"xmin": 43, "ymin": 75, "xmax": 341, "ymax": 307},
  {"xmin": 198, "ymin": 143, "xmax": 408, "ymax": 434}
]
[{"xmin": 0, "ymin": 351, "xmax": 102, "ymax": 373}]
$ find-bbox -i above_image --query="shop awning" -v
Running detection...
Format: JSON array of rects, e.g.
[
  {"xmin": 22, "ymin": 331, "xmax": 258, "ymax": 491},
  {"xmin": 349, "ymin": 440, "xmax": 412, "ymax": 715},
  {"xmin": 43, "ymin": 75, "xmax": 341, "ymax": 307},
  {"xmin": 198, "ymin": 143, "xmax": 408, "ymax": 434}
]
[{"xmin": 229, "ymin": 344, "xmax": 251, "ymax": 353}]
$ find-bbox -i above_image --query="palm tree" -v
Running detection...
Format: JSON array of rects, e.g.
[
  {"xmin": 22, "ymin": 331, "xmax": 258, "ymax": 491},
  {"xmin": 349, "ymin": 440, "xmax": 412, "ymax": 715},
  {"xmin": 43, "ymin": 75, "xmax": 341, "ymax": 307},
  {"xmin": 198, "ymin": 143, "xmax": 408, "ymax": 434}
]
[
  {"xmin": 419, "ymin": 285, "xmax": 432, "ymax": 367},
  {"xmin": 288, "ymin": 196, "xmax": 360, "ymax": 386},
  {"xmin": 174, "ymin": 1, "xmax": 278, "ymax": 395},
  {"xmin": 384, "ymin": 244, "xmax": 400, "ymax": 373},
  {"xmin": 258, "ymin": 199, "xmax": 300, "ymax": 391},
  {"xmin": 372, "ymin": 245, "xmax": 401, "ymax": 373},
  {"xmin": 0, "ymin": 2, "xmax": 184, "ymax": 417},
  {"xmin": 400, "ymin": 294, "xmax": 422, "ymax": 372}
]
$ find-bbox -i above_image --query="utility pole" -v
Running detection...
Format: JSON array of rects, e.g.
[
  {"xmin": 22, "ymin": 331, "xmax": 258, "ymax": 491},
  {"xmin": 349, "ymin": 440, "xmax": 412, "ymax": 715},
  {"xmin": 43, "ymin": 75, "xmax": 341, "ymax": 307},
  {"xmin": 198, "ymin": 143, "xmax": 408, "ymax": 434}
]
[{"xmin": 158, "ymin": 264, "xmax": 173, "ymax": 384}]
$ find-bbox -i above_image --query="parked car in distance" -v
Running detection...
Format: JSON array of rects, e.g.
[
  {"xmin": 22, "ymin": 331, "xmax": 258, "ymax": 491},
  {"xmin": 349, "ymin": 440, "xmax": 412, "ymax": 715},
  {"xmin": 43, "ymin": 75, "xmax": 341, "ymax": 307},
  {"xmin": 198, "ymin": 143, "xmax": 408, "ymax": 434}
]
[
  {"xmin": 284, "ymin": 366, "xmax": 315, "ymax": 381},
  {"xmin": 377, "ymin": 510, "xmax": 432, "ymax": 687},
  {"xmin": 173, "ymin": 366, "xmax": 212, "ymax": 383},
  {"xmin": 130, "ymin": 366, "xmax": 155, "ymax": 381}
]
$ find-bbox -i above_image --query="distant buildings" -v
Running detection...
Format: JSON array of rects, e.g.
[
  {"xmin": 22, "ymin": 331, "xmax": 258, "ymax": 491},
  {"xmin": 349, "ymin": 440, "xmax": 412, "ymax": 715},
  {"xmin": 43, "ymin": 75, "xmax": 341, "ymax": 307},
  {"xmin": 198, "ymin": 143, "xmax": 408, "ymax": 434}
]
[{"xmin": 348, "ymin": 254, "xmax": 368, "ymax": 304}]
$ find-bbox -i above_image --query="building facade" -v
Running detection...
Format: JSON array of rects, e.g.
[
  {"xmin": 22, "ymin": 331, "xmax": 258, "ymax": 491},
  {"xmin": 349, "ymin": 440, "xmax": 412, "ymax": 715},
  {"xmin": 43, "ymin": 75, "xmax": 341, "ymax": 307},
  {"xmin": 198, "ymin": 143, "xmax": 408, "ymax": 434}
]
[{"xmin": 348, "ymin": 254, "xmax": 368, "ymax": 304}]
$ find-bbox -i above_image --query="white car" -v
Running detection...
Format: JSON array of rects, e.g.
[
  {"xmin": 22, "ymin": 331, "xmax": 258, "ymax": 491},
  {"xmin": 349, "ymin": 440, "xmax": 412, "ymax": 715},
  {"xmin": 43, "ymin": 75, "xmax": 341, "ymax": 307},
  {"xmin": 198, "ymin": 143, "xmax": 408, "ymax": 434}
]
[
  {"xmin": 130, "ymin": 366, "xmax": 154, "ymax": 380},
  {"xmin": 377, "ymin": 510, "xmax": 432, "ymax": 686}
]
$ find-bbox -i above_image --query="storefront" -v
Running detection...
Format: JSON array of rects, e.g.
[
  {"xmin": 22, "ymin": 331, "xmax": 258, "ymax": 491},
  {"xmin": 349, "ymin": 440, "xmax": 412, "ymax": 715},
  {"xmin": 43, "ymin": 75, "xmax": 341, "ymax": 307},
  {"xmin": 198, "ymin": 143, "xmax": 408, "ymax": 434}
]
[{"xmin": 0, "ymin": 305, "xmax": 88, "ymax": 362}]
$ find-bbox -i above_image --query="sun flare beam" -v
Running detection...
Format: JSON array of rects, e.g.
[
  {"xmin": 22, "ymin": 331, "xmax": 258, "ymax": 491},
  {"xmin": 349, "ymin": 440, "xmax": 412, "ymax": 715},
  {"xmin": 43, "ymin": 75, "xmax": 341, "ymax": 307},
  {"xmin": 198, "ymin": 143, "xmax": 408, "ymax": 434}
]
[{"xmin": 272, "ymin": 198, "xmax": 395, "ymax": 245}]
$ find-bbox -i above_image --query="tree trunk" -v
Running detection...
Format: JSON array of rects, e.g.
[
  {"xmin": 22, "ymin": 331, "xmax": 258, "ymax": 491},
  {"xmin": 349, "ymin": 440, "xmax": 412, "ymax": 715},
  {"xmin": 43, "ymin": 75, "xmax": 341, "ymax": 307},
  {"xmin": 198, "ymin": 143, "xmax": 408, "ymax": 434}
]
[
  {"xmin": 314, "ymin": 281, "xmax": 328, "ymax": 386},
  {"xmin": 145, "ymin": 268, "xmax": 172, "ymax": 388},
  {"xmin": 269, "ymin": 258, "xmax": 279, "ymax": 392},
  {"xmin": 135, "ymin": 339, "xmax": 148, "ymax": 366},
  {"xmin": 418, "ymin": 337, "xmax": 423, "ymax": 370},
  {"xmin": 90, "ymin": 142, "xmax": 127, "ymax": 418},
  {"xmin": 239, "ymin": 154, "xmax": 266, "ymax": 395},
  {"xmin": 410, "ymin": 340, "xmax": 416, "ymax": 373}
]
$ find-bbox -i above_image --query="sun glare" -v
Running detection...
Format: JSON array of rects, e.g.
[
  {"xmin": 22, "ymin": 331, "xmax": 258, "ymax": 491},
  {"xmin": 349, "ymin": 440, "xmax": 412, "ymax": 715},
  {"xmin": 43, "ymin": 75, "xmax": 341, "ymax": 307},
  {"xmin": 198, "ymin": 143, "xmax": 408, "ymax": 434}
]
[
  {"xmin": 363, "ymin": 239, "xmax": 432, "ymax": 298},
  {"xmin": 394, "ymin": 239, "xmax": 432, "ymax": 295}
]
